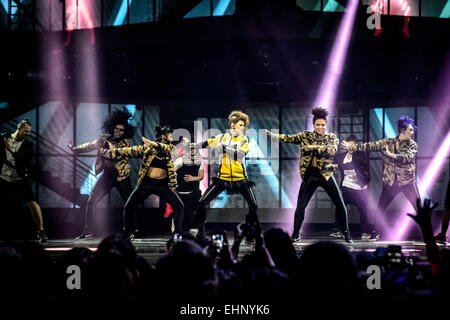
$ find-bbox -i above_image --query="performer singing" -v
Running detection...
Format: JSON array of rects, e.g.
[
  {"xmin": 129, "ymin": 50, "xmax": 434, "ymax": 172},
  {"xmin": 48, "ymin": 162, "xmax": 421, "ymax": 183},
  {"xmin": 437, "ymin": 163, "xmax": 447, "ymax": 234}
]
[
  {"xmin": 0, "ymin": 119, "xmax": 48, "ymax": 242},
  {"xmin": 334, "ymin": 134, "xmax": 378, "ymax": 241},
  {"xmin": 102, "ymin": 125, "xmax": 184, "ymax": 239},
  {"xmin": 342, "ymin": 116, "xmax": 420, "ymax": 238},
  {"xmin": 68, "ymin": 107, "xmax": 134, "ymax": 239},
  {"xmin": 192, "ymin": 110, "xmax": 258, "ymax": 238},
  {"xmin": 173, "ymin": 140, "xmax": 204, "ymax": 233},
  {"xmin": 266, "ymin": 107, "xmax": 352, "ymax": 243}
]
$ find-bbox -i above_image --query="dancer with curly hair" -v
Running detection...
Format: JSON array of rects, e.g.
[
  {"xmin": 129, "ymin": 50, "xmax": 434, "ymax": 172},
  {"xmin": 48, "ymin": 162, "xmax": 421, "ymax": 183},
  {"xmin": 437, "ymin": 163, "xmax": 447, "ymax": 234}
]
[
  {"xmin": 68, "ymin": 107, "xmax": 135, "ymax": 239},
  {"xmin": 191, "ymin": 110, "xmax": 258, "ymax": 238},
  {"xmin": 342, "ymin": 116, "xmax": 420, "ymax": 239},
  {"xmin": 267, "ymin": 107, "xmax": 352, "ymax": 243}
]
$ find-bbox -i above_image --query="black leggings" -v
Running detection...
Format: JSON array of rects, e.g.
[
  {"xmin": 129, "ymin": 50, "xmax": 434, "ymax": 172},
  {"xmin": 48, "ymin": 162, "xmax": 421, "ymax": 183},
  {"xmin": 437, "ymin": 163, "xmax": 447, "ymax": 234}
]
[
  {"xmin": 341, "ymin": 187, "xmax": 371, "ymax": 233},
  {"xmin": 376, "ymin": 182, "xmax": 421, "ymax": 229},
  {"xmin": 84, "ymin": 169, "xmax": 132, "ymax": 233},
  {"xmin": 123, "ymin": 176, "xmax": 184, "ymax": 234},
  {"xmin": 293, "ymin": 167, "xmax": 349, "ymax": 237},
  {"xmin": 194, "ymin": 179, "xmax": 258, "ymax": 230}
]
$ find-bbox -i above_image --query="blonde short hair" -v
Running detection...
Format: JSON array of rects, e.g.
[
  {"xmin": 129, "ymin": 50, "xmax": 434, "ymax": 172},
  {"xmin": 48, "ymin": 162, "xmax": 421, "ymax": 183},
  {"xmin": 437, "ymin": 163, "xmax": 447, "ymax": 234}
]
[{"xmin": 228, "ymin": 110, "xmax": 249, "ymax": 131}]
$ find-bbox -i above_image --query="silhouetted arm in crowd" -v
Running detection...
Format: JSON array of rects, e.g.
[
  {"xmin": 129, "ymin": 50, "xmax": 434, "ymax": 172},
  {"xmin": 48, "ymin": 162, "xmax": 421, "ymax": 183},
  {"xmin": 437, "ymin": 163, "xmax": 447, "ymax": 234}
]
[
  {"xmin": 231, "ymin": 222, "xmax": 275, "ymax": 268},
  {"xmin": 408, "ymin": 198, "xmax": 441, "ymax": 265}
]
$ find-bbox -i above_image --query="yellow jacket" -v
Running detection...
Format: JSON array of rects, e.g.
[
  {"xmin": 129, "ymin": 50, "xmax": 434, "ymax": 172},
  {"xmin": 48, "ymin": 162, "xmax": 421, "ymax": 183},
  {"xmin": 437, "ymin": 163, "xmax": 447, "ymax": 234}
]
[{"xmin": 202, "ymin": 133, "xmax": 250, "ymax": 181}]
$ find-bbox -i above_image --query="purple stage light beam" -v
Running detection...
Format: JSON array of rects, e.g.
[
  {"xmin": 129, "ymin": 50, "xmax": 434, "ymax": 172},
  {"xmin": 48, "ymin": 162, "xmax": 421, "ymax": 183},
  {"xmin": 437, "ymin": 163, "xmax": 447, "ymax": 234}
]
[
  {"xmin": 313, "ymin": 0, "xmax": 359, "ymax": 113},
  {"xmin": 393, "ymin": 131, "xmax": 450, "ymax": 241}
]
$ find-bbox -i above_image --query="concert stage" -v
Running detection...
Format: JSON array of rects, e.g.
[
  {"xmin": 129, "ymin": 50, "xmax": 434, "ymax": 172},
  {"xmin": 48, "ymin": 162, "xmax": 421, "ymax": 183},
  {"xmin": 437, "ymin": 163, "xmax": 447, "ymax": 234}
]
[{"xmin": 35, "ymin": 233, "xmax": 449, "ymax": 265}]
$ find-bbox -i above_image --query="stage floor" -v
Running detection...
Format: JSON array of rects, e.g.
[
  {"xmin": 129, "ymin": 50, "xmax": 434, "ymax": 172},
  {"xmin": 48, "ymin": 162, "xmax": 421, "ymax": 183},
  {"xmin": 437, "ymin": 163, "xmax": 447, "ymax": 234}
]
[{"xmin": 34, "ymin": 233, "xmax": 450, "ymax": 265}]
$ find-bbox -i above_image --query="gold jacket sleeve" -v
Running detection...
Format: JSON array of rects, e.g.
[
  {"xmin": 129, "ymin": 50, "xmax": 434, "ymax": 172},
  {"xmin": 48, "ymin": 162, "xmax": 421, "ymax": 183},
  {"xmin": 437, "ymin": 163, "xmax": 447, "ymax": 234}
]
[
  {"xmin": 352, "ymin": 139, "xmax": 386, "ymax": 153},
  {"xmin": 72, "ymin": 139, "xmax": 98, "ymax": 153},
  {"xmin": 279, "ymin": 132, "xmax": 303, "ymax": 144},
  {"xmin": 101, "ymin": 144, "xmax": 150, "ymax": 160}
]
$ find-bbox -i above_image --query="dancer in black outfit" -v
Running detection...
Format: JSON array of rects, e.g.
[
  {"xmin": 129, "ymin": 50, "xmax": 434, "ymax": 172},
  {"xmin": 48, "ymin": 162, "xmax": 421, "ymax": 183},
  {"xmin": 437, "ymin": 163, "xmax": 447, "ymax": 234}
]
[
  {"xmin": 334, "ymin": 134, "xmax": 378, "ymax": 241},
  {"xmin": 0, "ymin": 119, "xmax": 48, "ymax": 242}
]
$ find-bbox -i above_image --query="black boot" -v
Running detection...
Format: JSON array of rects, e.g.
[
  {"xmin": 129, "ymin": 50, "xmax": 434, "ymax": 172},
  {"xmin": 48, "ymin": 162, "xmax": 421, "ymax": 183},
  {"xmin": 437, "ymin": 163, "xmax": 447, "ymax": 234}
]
[{"xmin": 343, "ymin": 230, "xmax": 353, "ymax": 243}]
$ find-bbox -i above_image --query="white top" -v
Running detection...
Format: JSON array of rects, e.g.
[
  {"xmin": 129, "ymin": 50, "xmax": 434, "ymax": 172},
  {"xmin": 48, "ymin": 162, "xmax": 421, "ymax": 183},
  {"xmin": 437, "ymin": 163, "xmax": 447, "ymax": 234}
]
[
  {"xmin": 342, "ymin": 153, "xmax": 367, "ymax": 191},
  {"xmin": 1, "ymin": 137, "xmax": 23, "ymax": 182}
]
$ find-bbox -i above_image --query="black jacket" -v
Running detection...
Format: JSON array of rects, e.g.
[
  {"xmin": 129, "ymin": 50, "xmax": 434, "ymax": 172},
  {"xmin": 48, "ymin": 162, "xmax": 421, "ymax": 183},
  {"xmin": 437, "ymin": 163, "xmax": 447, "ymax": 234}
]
[
  {"xmin": 335, "ymin": 151, "xmax": 370, "ymax": 188},
  {"xmin": 0, "ymin": 132, "xmax": 33, "ymax": 178}
]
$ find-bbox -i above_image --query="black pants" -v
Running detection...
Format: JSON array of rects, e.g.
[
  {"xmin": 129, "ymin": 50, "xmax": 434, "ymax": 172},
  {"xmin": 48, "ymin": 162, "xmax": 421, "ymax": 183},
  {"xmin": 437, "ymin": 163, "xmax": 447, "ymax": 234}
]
[
  {"xmin": 194, "ymin": 179, "xmax": 258, "ymax": 231},
  {"xmin": 293, "ymin": 167, "xmax": 349, "ymax": 237},
  {"xmin": 178, "ymin": 190, "xmax": 201, "ymax": 230},
  {"xmin": 376, "ymin": 182, "xmax": 421, "ymax": 228},
  {"xmin": 83, "ymin": 169, "xmax": 132, "ymax": 233},
  {"xmin": 341, "ymin": 187, "xmax": 371, "ymax": 234},
  {"xmin": 123, "ymin": 176, "xmax": 184, "ymax": 234}
]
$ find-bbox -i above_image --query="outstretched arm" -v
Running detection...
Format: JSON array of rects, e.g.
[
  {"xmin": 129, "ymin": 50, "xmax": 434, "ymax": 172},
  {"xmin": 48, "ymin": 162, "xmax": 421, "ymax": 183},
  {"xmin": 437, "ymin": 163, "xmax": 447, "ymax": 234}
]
[
  {"xmin": 343, "ymin": 138, "xmax": 386, "ymax": 153},
  {"xmin": 101, "ymin": 142, "xmax": 148, "ymax": 160},
  {"xmin": 266, "ymin": 129, "xmax": 303, "ymax": 145},
  {"xmin": 142, "ymin": 136, "xmax": 174, "ymax": 154}
]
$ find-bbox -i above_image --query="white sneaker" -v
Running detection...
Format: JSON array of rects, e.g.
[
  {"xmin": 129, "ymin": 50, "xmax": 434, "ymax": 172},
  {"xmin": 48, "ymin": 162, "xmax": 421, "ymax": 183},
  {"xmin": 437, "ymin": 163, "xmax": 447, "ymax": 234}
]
[
  {"xmin": 329, "ymin": 231, "xmax": 343, "ymax": 238},
  {"xmin": 361, "ymin": 232, "xmax": 371, "ymax": 240}
]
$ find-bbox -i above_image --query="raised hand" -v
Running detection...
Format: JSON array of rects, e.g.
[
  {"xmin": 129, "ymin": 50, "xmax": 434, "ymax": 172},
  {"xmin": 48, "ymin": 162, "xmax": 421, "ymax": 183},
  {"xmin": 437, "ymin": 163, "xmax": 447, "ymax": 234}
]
[
  {"xmin": 234, "ymin": 222, "xmax": 245, "ymax": 243},
  {"xmin": 407, "ymin": 198, "xmax": 438, "ymax": 231},
  {"xmin": 265, "ymin": 129, "xmax": 278, "ymax": 139}
]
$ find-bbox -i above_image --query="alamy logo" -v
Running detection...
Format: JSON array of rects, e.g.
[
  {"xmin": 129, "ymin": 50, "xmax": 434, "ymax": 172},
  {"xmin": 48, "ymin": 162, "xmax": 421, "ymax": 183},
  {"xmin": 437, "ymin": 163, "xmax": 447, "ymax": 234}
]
[
  {"xmin": 366, "ymin": 265, "xmax": 381, "ymax": 290},
  {"xmin": 366, "ymin": 5, "xmax": 382, "ymax": 30},
  {"xmin": 66, "ymin": 265, "xmax": 81, "ymax": 290}
]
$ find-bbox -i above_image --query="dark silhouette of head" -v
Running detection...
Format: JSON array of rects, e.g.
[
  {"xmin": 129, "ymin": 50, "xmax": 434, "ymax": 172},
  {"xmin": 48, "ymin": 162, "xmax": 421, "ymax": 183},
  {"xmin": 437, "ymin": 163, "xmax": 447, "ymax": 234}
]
[
  {"xmin": 264, "ymin": 228, "xmax": 299, "ymax": 277},
  {"xmin": 298, "ymin": 241, "xmax": 367, "ymax": 299}
]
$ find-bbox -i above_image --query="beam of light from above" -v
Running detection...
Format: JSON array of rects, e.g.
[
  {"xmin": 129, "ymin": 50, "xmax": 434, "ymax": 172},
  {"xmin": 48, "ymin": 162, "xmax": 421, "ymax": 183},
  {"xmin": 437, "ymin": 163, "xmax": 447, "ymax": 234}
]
[
  {"xmin": 313, "ymin": 0, "xmax": 358, "ymax": 112},
  {"xmin": 114, "ymin": 0, "xmax": 133, "ymax": 26},
  {"xmin": 213, "ymin": 0, "xmax": 232, "ymax": 16},
  {"xmin": 393, "ymin": 131, "xmax": 450, "ymax": 241}
]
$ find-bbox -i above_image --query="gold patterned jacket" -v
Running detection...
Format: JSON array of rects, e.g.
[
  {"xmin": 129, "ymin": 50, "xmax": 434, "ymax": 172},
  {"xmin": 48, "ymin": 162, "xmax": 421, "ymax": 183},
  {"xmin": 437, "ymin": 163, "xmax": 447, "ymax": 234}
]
[
  {"xmin": 100, "ymin": 142, "xmax": 177, "ymax": 189},
  {"xmin": 279, "ymin": 131, "xmax": 338, "ymax": 181},
  {"xmin": 349, "ymin": 137, "xmax": 417, "ymax": 186},
  {"xmin": 72, "ymin": 136, "xmax": 131, "ymax": 181}
]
